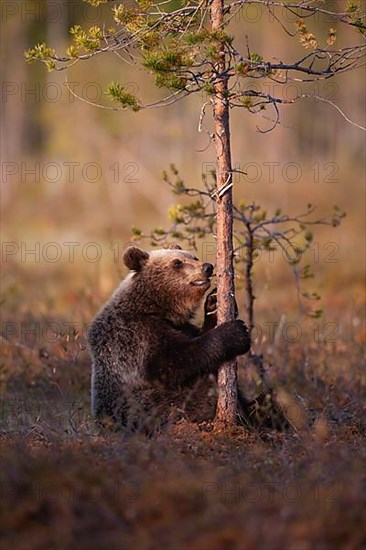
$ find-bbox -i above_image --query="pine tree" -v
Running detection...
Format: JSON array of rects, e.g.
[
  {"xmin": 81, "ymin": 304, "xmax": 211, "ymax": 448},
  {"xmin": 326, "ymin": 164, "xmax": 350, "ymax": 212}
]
[{"xmin": 26, "ymin": 0, "xmax": 365, "ymax": 426}]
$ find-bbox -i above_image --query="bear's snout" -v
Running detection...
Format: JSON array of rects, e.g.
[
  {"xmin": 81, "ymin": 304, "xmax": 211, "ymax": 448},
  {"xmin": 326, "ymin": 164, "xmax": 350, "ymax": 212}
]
[{"xmin": 202, "ymin": 263, "xmax": 214, "ymax": 277}]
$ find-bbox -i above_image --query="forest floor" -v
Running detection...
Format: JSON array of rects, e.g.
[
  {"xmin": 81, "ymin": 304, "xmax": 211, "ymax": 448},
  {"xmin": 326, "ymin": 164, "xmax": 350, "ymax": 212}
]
[{"xmin": 1, "ymin": 277, "xmax": 365, "ymax": 550}]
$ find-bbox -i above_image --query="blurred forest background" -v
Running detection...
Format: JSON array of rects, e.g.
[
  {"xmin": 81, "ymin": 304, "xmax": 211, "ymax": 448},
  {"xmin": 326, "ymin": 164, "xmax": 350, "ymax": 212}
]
[
  {"xmin": 1, "ymin": 0, "xmax": 365, "ymax": 325},
  {"xmin": 1, "ymin": 0, "xmax": 366, "ymax": 358}
]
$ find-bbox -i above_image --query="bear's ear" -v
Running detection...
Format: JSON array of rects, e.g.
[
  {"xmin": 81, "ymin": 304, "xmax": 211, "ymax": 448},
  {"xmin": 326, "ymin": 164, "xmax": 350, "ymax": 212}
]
[
  {"xmin": 123, "ymin": 246, "xmax": 149, "ymax": 272},
  {"xmin": 168, "ymin": 243, "xmax": 182, "ymax": 250}
]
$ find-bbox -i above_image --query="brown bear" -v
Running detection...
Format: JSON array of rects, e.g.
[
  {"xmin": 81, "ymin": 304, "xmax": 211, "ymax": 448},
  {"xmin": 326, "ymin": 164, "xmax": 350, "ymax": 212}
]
[{"xmin": 87, "ymin": 244, "xmax": 251, "ymax": 431}]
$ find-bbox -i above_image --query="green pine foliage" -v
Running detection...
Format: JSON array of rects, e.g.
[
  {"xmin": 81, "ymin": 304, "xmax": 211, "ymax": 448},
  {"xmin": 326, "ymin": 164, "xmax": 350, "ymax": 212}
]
[
  {"xmin": 25, "ymin": 1, "xmax": 365, "ymax": 105},
  {"xmin": 105, "ymin": 82, "xmax": 141, "ymax": 111},
  {"xmin": 24, "ymin": 43, "xmax": 56, "ymax": 71},
  {"xmin": 69, "ymin": 25, "xmax": 103, "ymax": 52},
  {"xmin": 346, "ymin": 1, "xmax": 366, "ymax": 36}
]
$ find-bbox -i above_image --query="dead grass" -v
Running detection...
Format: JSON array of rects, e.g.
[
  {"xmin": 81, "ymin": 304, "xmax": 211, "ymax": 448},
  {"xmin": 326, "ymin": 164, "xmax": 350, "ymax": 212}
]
[{"xmin": 1, "ymin": 274, "xmax": 365, "ymax": 550}]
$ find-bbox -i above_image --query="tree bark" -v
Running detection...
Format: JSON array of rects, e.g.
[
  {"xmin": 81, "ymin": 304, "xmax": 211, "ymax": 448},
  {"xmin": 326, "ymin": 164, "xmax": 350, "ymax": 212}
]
[{"xmin": 211, "ymin": 0, "xmax": 237, "ymax": 426}]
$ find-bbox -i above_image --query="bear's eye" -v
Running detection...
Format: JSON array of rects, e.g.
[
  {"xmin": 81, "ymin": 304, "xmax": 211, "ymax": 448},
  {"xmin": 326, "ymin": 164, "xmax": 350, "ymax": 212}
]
[{"xmin": 173, "ymin": 259, "xmax": 183, "ymax": 269}]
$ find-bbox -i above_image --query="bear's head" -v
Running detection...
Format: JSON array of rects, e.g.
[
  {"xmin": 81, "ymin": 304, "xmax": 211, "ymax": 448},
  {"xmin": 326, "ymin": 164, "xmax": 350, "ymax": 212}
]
[{"xmin": 122, "ymin": 244, "xmax": 214, "ymax": 323}]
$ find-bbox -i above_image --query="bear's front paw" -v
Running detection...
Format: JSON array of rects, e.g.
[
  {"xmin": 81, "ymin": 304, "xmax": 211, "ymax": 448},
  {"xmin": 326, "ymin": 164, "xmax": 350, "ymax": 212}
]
[
  {"xmin": 204, "ymin": 288, "xmax": 239, "ymax": 321},
  {"xmin": 219, "ymin": 319, "xmax": 251, "ymax": 358},
  {"xmin": 204, "ymin": 288, "xmax": 218, "ymax": 318}
]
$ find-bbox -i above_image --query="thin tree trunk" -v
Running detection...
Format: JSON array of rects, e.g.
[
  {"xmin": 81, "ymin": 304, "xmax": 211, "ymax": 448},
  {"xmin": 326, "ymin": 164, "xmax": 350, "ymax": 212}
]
[
  {"xmin": 245, "ymin": 227, "xmax": 255, "ymax": 337},
  {"xmin": 211, "ymin": 0, "xmax": 237, "ymax": 426}
]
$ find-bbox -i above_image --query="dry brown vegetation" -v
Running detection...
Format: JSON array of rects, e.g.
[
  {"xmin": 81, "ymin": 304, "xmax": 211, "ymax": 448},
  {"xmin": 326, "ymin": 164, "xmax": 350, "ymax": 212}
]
[{"xmin": 1, "ymin": 271, "xmax": 365, "ymax": 549}]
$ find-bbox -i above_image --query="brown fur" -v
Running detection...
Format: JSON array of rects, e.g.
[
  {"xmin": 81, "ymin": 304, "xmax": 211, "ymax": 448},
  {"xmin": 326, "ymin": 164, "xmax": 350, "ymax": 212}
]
[{"xmin": 87, "ymin": 245, "xmax": 251, "ymax": 430}]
